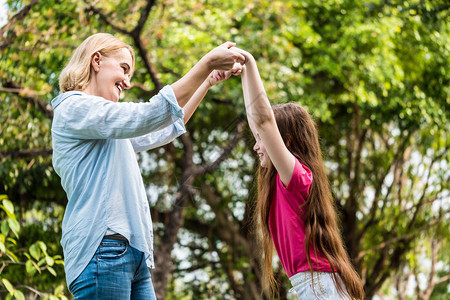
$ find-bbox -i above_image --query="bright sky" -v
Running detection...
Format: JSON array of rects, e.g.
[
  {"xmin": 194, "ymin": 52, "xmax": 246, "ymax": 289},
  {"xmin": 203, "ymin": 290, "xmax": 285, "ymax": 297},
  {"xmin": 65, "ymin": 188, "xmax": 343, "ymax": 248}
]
[{"xmin": 0, "ymin": 0, "xmax": 7, "ymax": 27}]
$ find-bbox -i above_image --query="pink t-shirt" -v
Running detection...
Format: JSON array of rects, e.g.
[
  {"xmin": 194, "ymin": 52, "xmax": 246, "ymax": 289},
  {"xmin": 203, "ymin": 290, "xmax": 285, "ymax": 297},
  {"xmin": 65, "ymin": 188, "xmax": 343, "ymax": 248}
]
[{"xmin": 268, "ymin": 158, "xmax": 333, "ymax": 277}]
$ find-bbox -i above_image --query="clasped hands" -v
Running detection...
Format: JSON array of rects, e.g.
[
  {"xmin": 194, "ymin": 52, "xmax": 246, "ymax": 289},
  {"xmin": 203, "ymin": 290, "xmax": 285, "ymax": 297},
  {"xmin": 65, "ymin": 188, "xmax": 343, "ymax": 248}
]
[{"xmin": 205, "ymin": 42, "xmax": 252, "ymax": 86}]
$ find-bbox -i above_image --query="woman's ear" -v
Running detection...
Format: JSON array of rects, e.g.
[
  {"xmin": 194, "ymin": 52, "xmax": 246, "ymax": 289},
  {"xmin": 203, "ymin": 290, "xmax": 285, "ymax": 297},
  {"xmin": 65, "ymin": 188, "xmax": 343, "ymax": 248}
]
[{"xmin": 91, "ymin": 52, "xmax": 102, "ymax": 72}]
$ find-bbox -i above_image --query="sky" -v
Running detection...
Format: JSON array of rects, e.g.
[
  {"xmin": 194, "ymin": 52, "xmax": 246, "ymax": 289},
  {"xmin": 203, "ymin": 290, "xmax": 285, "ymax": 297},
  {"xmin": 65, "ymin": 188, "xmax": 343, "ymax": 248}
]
[{"xmin": 0, "ymin": 0, "xmax": 7, "ymax": 27}]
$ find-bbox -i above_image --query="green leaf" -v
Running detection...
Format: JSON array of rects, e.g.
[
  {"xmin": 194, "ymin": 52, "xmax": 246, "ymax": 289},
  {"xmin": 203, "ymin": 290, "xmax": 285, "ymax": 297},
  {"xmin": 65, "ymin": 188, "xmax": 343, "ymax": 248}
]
[
  {"xmin": 6, "ymin": 238, "xmax": 17, "ymax": 245},
  {"xmin": 25, "ymin": 260, "xmax": 35, "ymax": 274},
  {"xmin": 37, "ymin": 258, "xmax": 46, "ymax": 267},
  {"xmin": 47, "ymin": 266, "xmax": 57, "ymax": 277},
  {"xmin": 7, "ymin": 219, "xmax": 20, "ymax": 238},
  {"xmin": 13, "ymin": 290, "xmax": 25, "ymax": 300},
  {"xmin": 45, "ymin": 256, "xmax": 54, "ymax": 266},
  {"xmin": 1, "ymin": 200, "xmax": 14, "ymax": 216},
  {"xmin": 1, "ymin": 220, "xmax": 9, "ymax": 236},
  {"xmin": 38, "ymin": 241, "xmax": 47, "ymax": 253},
  {"xmin": 29, "ymin": 243, "xmax": 41, "ymax": 260},
  {"xmin": 31, "ymin": 260, "xmax": 42, "ymax": 274},
  {"xmin": 1, "ymin": 278, "xmax": 14, "ymax": 295},
  {"xmin": 54, "ymin": 284, "xmax": 64, "ymax": 295},
  {"xmin": 0, "ymin": 241, "xmax": 5, "ymax": 253},
  {"xmin": 6, "ymin": 249, "xmax": 19, "ymax": 262}
]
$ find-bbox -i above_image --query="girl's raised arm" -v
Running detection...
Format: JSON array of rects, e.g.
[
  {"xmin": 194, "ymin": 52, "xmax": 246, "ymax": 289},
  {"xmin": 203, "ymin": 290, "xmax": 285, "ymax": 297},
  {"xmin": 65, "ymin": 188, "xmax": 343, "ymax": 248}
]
[
  {"xmin": 182, "ymin": 66, "xmax": 242, "ymax": 124},
  {"xmin": 238, "ymin": 49, "xmax": 295, "ymax": 186}
]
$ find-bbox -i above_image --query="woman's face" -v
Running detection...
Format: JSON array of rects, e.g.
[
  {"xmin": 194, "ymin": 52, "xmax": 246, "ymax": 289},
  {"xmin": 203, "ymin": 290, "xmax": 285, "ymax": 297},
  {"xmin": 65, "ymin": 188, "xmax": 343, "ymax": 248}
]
[
  {"xmin": 253, "ymin": 133, "xmax": 270, "ymax": 168},
  {"xmin": 93, "ymin": 48, "xmax": 133, "ymax": 102}
]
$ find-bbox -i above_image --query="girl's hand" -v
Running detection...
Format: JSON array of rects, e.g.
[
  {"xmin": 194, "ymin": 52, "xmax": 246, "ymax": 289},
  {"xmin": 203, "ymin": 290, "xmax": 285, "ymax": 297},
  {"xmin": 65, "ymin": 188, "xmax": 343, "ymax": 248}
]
[
  {"xmin": 229, "ymin": 47, "xmax": 253, "ymax": 65},
  {"xmin": 208, "ymin": 62, "xmax": 243, "ymax": 86}
]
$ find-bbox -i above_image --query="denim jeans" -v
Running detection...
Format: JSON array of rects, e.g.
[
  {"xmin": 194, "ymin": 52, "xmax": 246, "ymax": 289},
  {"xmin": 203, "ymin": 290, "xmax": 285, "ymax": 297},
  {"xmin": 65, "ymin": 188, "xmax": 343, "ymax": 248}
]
[
  {"xmin": 289, "ymin": 272, "xmax": 350, "ymax": 300},
  {"xmin": 69, "ymin": 238, "xmax": 157, "ymax": 300}
]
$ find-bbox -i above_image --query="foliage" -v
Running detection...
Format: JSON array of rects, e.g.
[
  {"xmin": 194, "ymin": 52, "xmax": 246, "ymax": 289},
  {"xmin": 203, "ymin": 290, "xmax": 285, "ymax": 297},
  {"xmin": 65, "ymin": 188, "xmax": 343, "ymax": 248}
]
[
  {"xmin": 0, "ymin": 195, "xmax": 67, "ymax": 299},
  {"xmin": 0, "ymin": 0, "xmax": 448, "ymax": 299}
]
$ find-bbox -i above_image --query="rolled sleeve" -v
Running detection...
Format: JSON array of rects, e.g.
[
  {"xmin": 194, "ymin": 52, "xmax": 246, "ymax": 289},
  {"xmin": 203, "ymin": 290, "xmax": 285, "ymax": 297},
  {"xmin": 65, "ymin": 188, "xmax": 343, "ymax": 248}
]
[
  {"xmin": 159, "ymin": 85, "xmax": 184, "ymax": 119},
  {"xmin": 52, "ymin": 85, "xmax": 185, "ymax": 140}
]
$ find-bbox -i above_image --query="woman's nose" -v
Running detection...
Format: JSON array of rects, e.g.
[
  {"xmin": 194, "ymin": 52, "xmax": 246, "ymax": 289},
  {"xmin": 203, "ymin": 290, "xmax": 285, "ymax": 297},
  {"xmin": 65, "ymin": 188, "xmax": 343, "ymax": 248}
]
[
  {"xmin": 253, "ymin": 141, "xmax": 258, "ymax": 151},
  {"xmin": 123, "ymin": 78, "xmax": 131, "ymax": 90}
]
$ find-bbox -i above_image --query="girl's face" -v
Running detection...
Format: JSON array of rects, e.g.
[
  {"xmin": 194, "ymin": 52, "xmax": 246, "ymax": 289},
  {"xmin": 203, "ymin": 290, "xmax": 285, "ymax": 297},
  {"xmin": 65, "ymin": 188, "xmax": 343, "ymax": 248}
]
[
  {"xmin": 93, "ymin": 48, "xmax": 133, "ymax": 102},
  {"xmin": 253, "ymin": 133, "xmax": 270, "ymax": 168}
]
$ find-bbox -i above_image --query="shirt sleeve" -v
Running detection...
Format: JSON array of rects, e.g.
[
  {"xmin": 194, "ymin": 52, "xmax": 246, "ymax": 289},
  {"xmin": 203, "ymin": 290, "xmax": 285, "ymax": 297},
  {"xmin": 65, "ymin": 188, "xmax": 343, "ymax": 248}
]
[
  {"xmin": 129, "ymin": 118, "xmax": 186, "ymax": 152},
  {"xmin": 53, "ymin": 85, "xmax": 184, "ymax": 140},
  {"xmin": 285, "ymin": 158, "xmax": 313, "ymax": 194}
]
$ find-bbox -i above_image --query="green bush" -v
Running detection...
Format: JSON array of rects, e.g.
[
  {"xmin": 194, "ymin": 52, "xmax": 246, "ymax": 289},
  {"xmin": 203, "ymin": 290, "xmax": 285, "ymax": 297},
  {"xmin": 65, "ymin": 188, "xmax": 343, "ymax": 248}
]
[{"xmin": 0, "ymin": 195, "xmax": 67, "ymax": 300}]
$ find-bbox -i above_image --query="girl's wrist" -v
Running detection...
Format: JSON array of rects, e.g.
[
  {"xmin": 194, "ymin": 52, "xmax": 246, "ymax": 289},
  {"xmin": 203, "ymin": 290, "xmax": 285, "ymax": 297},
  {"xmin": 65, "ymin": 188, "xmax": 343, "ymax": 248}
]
[{"xmin": 203, "ymin": 79, "xmax": 213, "ymax": 89}]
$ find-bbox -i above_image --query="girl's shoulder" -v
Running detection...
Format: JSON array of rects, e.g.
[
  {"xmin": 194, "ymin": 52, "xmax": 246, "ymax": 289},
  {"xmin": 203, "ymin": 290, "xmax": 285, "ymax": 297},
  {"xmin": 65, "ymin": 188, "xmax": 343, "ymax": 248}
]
[{"xmin": 277, "ymin": 157, "xmax": 312, "ymax": 193}]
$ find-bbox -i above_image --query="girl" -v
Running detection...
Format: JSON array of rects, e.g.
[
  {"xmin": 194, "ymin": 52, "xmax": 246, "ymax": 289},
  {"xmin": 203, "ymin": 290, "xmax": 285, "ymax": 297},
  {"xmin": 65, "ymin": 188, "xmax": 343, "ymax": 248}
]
[
  {"xmin": 235, "ymin": 49, "xmax": 364, "ymax": 299},
  {"xmin": 52, "ymin": 33, "xmax": 244, "ymax": 299}
]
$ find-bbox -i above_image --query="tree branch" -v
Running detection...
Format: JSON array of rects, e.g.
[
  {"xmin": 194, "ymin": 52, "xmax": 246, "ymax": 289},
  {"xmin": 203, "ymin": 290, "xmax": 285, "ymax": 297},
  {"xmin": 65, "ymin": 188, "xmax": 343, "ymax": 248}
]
[
  {"xmin": 84, "ymin": 0, "xmax": 163, "ymax": 91},
  {"xmin": 358, "ymin": 131, "xmax": 413, "ymax": 241},
  {"xmin": 407, "ymin": 150, "xmax": 447, "ymax": 230},
  {"xmin": 357, "ymin": 211, "xmax": 449, "ymax": 261},
  {"xmin": 210, "ymin": 97, "xmax": 233, "ymax": 105},
  {"xmin": 0, "ymin": 0, "xmax": 39, "ymax": 37},
  {"xmin": 192, "ymin": 119, "xmax": 245, "ymax": 176},
  {"xmin": 131, "ymin": 0, "xmax": 157, "ymax": 37},
  {"xmin": 1, "ymin": 81, "xmax": 53, "ymax": 118},
  {"xmin": 131, "ymin": 82, "xmax": 158, "ymax": 98},
  {"xmin": 132, "ymin": 35, "xmax": 163, "ymax": 91},
  {"xmin": 0, "ymin": 149, "xmax": 53, "ymax": 159},
  {"xmin": 157, "ymin": 63, "xmax": 182, "ymax": 78},
  {"xmin": 419, "ymin": 239, "xmax": 439, "ymax": 299},
  {"xmin": 84, "ymin": 1, "xmax": 130, "ymax": 35}
]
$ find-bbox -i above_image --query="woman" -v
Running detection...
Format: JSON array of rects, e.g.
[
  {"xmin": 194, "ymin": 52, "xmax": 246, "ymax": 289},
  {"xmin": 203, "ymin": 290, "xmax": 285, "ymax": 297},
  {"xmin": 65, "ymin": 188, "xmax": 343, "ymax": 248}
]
[
  {"xmin": 51, "ymin": 33, "xmax": 244, "ymax": 299},
  {"xmin": 235, "ymin": 48, "xmax": 364, "ymax": 299}
]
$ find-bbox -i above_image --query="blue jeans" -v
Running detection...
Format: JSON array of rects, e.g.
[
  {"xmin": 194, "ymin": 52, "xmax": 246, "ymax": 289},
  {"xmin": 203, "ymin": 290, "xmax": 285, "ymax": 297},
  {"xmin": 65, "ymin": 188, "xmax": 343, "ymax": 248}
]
[
  {"xmin": 69, "ymin": 238, "xmax": 157, "ymax": 300},
  {"xmin": 289, "ymin": 272, "xmax": 350, "ymax": 300}
]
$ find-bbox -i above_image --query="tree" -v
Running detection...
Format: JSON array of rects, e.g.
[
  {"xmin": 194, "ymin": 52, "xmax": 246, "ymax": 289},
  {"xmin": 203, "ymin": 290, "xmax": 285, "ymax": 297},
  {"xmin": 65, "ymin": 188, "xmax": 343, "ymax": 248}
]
[{"xmin": 1, "ymin": 0, "xmax": 448, "ymax": 299}]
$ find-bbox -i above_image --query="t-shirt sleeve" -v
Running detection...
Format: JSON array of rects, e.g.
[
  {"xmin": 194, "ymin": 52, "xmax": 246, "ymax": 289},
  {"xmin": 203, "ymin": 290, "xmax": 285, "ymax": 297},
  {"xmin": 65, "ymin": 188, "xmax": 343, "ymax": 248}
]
[{"xmin": 284, "ymin": 158, "xmax": 313, "ymax": 195}]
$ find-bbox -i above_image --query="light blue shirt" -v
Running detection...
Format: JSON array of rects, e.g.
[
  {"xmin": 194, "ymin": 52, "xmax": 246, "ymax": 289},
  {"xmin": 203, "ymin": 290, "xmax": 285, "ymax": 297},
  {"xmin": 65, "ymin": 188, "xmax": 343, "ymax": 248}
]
[{"xmin": 51, "ymin": 85, "xmax": 186, "ymax": 287}]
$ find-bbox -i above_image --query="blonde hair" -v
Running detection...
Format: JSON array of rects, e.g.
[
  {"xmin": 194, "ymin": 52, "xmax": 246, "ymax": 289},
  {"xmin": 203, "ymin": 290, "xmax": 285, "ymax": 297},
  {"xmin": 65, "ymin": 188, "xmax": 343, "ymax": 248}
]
[{"xmin": 59, "ymin": 33, "xmax": 135, "ymax": 93}]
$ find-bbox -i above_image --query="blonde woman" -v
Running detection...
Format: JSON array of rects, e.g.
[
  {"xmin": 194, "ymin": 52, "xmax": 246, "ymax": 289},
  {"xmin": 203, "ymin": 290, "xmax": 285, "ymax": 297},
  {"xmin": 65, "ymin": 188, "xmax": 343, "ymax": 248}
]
[{"xmin": 52, "ymin": 33, "xmax": 244, "ymax": 299}]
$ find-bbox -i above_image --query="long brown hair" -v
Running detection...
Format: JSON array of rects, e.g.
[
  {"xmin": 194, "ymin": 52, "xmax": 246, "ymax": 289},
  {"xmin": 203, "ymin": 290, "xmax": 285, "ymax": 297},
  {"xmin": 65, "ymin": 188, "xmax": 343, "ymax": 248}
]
[{"xmin": 254, "ymin": 103, "xmax": 364, "ymax": 299}]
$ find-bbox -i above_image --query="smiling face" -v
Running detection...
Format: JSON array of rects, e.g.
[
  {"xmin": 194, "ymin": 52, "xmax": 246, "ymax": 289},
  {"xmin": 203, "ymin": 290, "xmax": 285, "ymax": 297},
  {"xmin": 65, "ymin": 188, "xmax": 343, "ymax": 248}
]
[
  {"xmin": 87, "ymin": 47, "xmax": 133, "ymax": 102},
  {"xmin": 253, "ymin": 133, "xmax": 270, "ymax": 168}
]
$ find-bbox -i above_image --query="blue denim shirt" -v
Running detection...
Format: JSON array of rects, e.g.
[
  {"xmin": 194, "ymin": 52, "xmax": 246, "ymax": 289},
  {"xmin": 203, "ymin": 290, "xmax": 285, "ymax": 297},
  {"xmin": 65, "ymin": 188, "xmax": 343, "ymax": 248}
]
[{"xmin": 51, "ymin": 85, "xmax": 186, "ymax": 287}]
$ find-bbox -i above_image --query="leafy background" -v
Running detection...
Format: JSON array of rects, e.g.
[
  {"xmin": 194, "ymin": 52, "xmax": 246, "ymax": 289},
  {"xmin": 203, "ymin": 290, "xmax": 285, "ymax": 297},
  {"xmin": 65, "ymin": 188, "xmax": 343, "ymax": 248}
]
[{"xmin": 0, "ymin": 0, "xmax": 448, "ymax": 299}]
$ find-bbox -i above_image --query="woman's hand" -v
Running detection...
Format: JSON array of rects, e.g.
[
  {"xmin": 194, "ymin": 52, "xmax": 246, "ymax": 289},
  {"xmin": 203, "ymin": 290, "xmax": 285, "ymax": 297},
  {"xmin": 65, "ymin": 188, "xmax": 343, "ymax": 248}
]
[
  {"xmin": 229, "ymin": 47, "xmax": 254, "ymax": 65},
  {"xmin": 204, "ymin": 42, "xmax": 246, "ymax": 71}
]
